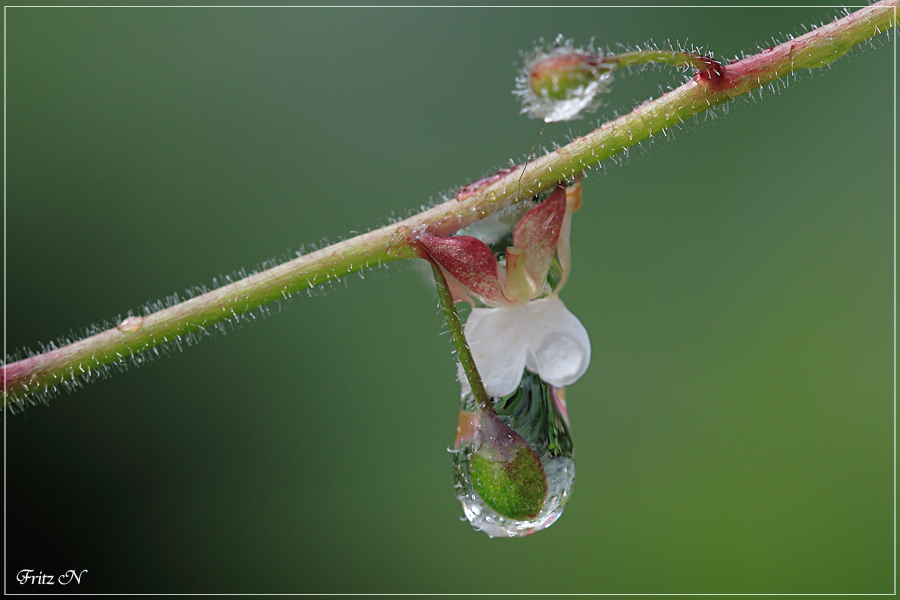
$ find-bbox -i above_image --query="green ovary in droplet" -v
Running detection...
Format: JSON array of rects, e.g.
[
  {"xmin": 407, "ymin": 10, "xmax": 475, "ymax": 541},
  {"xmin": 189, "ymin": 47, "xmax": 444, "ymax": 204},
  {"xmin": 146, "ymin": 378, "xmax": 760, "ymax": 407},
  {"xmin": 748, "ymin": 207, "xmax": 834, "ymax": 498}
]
[{"xmin": 470, "ymin": 447, "xmax": 548, "ymax": 520}]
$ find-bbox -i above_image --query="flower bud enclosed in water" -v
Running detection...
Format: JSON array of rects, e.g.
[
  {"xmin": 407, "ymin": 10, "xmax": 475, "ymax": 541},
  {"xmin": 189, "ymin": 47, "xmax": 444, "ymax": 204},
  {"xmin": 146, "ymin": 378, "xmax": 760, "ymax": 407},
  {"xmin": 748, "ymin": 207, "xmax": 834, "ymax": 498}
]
[
  {"xmin": 515, "ymin": 36, "xmax": 614, "ymax": 123},
  {"xmin": 530, "ymin": 52, "xmax": 606, "ymax": 102},
  {"xmin": 453, "ymin": 370, "xmax": 575, "ymax": 538}
]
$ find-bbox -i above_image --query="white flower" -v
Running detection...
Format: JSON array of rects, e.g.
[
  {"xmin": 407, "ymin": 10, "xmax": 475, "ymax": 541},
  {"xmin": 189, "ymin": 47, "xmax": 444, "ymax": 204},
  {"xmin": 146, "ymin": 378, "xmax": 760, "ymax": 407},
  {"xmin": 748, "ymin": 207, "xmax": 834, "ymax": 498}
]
[
  {"xmin": 420, "ymin": 182, "xmax": 590, "ymax": 398},
  {"xmin": 459, "ymin": 295, "xmax": 590, "ymax": 398}
]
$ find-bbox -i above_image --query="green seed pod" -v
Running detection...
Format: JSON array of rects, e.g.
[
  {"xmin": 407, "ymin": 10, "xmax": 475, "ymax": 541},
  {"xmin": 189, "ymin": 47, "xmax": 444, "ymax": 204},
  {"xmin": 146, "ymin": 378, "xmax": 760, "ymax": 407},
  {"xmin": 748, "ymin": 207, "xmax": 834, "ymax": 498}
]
[
  {"xmin": 468, "ymin": 412, "xmax": 548, "ymax": 520},
  {"xmin": 453, "ymin": 371, "xmax": 575, "ymax": 537}
]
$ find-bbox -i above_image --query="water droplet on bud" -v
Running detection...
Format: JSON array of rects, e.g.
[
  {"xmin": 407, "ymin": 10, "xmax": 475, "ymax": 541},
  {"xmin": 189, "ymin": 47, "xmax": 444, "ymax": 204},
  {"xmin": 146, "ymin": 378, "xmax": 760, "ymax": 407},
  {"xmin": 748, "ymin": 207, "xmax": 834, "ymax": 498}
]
[
  {"xmin": 514, "ymin": 36, "xmax": 613, "ymax": 123},
  {"xmin": 452, "ymin": 370, "xmax": 575, "ymax": 537}
]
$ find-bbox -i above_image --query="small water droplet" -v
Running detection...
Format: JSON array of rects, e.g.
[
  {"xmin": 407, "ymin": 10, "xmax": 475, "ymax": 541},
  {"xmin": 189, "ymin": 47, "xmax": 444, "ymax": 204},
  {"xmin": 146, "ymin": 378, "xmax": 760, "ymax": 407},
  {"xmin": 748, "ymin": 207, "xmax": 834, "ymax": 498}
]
[{"xmin": 117, "ymin": 316, "xmax": 144, "ymax": 333}]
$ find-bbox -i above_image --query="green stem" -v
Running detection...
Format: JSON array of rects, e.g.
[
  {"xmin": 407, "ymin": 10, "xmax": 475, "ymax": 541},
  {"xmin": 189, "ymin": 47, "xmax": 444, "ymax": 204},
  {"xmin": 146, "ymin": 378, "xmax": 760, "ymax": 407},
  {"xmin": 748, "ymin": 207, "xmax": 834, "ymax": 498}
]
[
  {"xmin": 4, "ymin": 0, "xmax": 897, "ymax": 407},
  {"xmin": 602, "ymin": 49, "xmax": 723, "ymax": 77},
  {"xmin": 428, "ymin": 262, "xmax": 493, "ymax": 414}
]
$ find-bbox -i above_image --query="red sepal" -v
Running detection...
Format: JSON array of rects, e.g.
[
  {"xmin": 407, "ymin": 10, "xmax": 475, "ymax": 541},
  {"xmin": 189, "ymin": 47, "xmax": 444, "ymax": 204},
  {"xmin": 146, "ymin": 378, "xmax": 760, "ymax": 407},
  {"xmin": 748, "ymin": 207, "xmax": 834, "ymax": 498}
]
[
  {"xmin": 419, "ymin": 234, "xmax": 510, "ymax": 305},
  {"xmin": 512, "ymin": 184, "xmax": 566, "ymax": 284}
]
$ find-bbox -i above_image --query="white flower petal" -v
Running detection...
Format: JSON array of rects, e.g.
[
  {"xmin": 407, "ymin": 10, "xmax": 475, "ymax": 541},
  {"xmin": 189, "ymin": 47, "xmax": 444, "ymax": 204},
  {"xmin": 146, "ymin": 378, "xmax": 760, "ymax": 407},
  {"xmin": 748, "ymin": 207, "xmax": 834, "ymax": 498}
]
[
  {"xmin": 463, "ymin": 306, "xmax": 530, "ymax": 398},
  {"xmin": 524, "ymin": 296, "xmax": 591, "ymax": 388},
  {"xmin": 459, "ymin": 296, "xmax": 591, "ymax": 399}
]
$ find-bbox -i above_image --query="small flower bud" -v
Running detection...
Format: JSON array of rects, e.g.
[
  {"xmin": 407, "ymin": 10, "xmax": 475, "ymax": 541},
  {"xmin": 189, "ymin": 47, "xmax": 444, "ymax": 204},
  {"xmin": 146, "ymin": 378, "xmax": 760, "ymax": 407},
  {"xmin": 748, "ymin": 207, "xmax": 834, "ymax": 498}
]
[
  {"xmin": 530, "ymin": 52, "xmax": 604, "ymax": 102},
  {"xmin": 514, "ymin": 35, "xmax": 613, "ymax": 123}
]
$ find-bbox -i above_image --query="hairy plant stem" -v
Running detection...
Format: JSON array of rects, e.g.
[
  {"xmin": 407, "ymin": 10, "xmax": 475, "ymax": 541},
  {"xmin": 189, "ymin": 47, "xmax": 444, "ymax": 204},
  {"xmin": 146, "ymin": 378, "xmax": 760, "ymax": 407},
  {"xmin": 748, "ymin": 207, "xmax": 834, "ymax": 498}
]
[
  {"xmin": 429, "ymin": 263, "xmax": 493, "ymax": 415},
  {"xmin": 4, "ymin": 1, "xmax": 896, "ymax": 407},
  {"xmin": 603, "ymin": 49, "xmax": 724, "ymax": 77}
]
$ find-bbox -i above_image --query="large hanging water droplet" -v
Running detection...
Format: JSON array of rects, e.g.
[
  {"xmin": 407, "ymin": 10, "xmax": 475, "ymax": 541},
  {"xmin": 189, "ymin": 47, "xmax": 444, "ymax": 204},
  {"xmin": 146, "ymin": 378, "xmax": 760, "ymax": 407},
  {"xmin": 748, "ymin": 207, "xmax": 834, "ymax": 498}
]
[{"xmin": 452, "ymin": 370, "xmax": 575, "ymax": 538}]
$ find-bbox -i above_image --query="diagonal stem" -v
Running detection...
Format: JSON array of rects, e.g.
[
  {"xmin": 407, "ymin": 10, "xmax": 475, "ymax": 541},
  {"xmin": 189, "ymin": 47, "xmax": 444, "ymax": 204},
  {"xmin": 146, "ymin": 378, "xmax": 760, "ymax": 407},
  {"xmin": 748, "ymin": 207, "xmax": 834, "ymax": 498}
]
[{"xmin": 4, "ymin": 0, "xmax": 897, "ymax": 407}]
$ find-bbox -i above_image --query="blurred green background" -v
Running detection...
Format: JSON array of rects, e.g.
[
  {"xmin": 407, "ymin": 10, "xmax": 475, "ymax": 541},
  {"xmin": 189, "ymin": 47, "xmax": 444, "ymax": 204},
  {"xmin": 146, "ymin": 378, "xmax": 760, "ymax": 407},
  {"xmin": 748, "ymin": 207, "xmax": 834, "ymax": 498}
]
[{"xmin": 6, "ymin": 4, "xmax": 893, "ymax": 594}]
